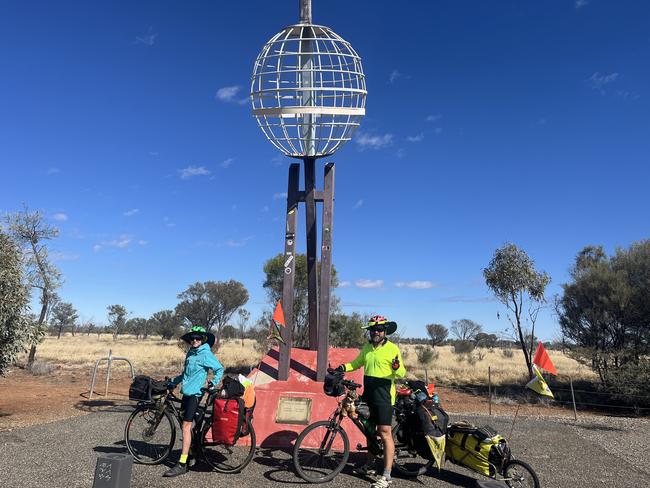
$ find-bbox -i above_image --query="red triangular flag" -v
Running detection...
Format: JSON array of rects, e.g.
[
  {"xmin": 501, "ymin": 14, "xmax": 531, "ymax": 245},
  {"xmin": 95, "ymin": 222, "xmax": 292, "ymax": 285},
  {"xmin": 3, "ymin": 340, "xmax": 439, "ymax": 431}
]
[
  {"xmin": 533, "ymin": 342, "xmax": 557, "ymax": 375},
  {"xmin": 272, "ymin": 300, "xmax": 285, "ymax": 327}
]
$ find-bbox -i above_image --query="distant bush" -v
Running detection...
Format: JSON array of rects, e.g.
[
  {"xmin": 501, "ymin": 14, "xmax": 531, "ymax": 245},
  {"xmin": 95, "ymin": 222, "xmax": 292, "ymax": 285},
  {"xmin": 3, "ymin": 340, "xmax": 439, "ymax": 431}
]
[
  {"xmin": 30, "ymin": 360, "xmax": 55, "ymax": 376},
  {"xmin": 453, "ymin": 341, "xmax": 475, "ymax": 354},
  {"xmin": 502, "ymin": 348, "xmax": 514, "ymax": 359}
]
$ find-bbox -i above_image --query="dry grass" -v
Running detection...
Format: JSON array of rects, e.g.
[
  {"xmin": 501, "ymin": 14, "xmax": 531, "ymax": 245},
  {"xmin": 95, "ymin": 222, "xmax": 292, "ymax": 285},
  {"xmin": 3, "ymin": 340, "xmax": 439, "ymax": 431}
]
[
  {"xmin": 21, "ymin": 336, "xmax": 597, "ymax": 386},
  {"xmin": 400, "ymin": 344, "xmax": 597, "ymax": 386}
]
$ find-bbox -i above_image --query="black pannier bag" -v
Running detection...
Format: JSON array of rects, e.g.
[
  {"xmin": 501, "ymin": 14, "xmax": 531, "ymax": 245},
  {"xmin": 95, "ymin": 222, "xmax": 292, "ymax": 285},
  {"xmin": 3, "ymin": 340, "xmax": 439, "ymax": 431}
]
[
  {"xmin": 129, "ymin": 375, "xmax": 167, "ymax": 401},
  {"xmin": 222, "ymin": 375, "xmax": 245, "ymax": 398},
  {"xmin": 410, "ymin": 404, "xmax": 449, "ymax": 460},
  {"xmin": 323, "ymin": 371, "xmax": 345, "ymax": 397}
]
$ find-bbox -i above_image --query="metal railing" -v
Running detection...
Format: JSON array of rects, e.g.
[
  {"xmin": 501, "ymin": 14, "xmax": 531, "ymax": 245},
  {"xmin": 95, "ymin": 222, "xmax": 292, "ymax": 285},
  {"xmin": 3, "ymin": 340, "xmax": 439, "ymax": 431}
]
[{"xmin": 88, "ymin": 349, "xmax": 134, "ymax": 400}]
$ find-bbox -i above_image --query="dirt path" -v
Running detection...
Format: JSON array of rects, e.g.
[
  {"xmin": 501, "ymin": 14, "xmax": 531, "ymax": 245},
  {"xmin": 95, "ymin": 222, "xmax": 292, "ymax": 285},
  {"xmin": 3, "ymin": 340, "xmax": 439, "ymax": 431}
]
[{"xmin": 0, "ymin": 367, "xmax": 583, "ymax": 432}]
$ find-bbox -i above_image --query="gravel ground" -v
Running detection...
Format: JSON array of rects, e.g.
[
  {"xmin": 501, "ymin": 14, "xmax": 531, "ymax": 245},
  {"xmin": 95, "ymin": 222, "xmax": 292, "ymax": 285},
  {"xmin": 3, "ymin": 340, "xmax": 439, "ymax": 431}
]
[{"xmin": 0, "ymin": 405, "xmax": 648, "ymax": 488}]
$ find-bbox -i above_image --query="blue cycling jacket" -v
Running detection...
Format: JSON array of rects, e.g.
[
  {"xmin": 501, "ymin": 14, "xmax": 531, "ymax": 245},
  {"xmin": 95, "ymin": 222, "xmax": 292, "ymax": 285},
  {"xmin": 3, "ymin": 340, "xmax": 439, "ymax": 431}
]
[{"xmin": 171, "ymin": 343, "xmax": 224, "ymax": 396}]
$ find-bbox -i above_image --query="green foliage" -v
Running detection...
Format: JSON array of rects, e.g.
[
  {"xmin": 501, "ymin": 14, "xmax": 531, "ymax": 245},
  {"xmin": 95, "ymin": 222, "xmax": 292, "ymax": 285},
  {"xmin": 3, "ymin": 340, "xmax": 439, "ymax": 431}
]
[
  {"xmin": 262, "ymin": 254, "xmax": 339, "ymax": 347},
  {"xmin": 0, "ymin": 232, "xmax": 32, "ymax": 374},
  {"xmin": 453, "ymin": 340, "xmax": 475, "ymax": 354},
  {"xmin": 175, "ymin": 280, "xmax": 249, "ymax": 350},
  {"xmin": 221, "ymin": 324, "xmax": 237, "ymax": 339},
  {"xmin": 425, "ymin": 323, "xmax": 448, "ymax": 347},
  {"xmin": 149, "ymin": 310, "xmax": 182, "ymax": 340},
  {"xmin": 415, "ymin": 345, "xmax": 436, "ymax": 365},
  {"xmin": 475, "ymin": 332, "xmax": 498, "ymax": 349},
  {"xmin": 50, "ymin": 302, "xmax": 78, "ymax": 339},
  {"xmin": 558, "ymin": 241, "xmax": 650, "ymax": 396},
  {"xmin": 126, "ymin": 317, "xmax": 150, "ymax": 339},
  {"xmin": 107, "ymin": 304, "xmax": 128, "ymax": 340},
  {"xmin": 329, "ymin": 312, "xmax": 366, "ymax": 348},
  {"xmin": 484, "ymin": 243, "xmax": 550, "ymax": 378}
]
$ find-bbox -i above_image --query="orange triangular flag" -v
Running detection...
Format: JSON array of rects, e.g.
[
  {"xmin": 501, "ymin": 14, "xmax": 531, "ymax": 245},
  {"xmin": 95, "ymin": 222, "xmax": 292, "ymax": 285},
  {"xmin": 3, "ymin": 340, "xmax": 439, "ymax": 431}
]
[
  {"xmin": 272, "ymin": 300, "xmax": 285, "ymax": 327},
  {"xmin": 533, "ymin": 342, "xmax": 557, "ymax": 375}
]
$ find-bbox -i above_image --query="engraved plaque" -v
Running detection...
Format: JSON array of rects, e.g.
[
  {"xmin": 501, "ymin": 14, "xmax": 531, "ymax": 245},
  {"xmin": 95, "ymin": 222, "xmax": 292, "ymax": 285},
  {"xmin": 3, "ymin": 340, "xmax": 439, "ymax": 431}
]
[{"xmin": 276, "ymin": 396, "xmax": 312, "ymax": 425}]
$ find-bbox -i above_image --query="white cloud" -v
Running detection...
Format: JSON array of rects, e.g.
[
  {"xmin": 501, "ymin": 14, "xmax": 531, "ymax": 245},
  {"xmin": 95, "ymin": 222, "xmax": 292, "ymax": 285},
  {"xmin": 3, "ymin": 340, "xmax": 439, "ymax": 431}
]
[
  {"xmin": 353, "ymin": 199, "xmax": 364, "ymax": 209},
  {"xmin": 215, "ymin": 85, "xmax": 248, "ymax": 104},
  {"xmin": 389, "ymin": 70, "xmax": 402, "ymax": 84},
  {"xmin": 395, "ymin": 280, "xmax": 436, "ymax": 289},
  {"xmin": 93, "ymin": 234, "xmax": 133, "ymax": 252},
  {"xmin": 426, "ymin": 114, "xmax": 442, "ymax": 122},
  {"xmin": 47, "ymin": 167, "xmax": 60, "ymax": 175},
  {"xmin": 273, "ymin": 192, "xmax": 288, "ymax": 200},
  {"xmin": 123, "ymin": 208, "xmax": 140, "ymax": 217},
  {"xmin": 226, "ymin": 236, "xmax": 254, "ymax": 248},
  {"xmin": 138, "ymin": 240, "xmax": 148, "ymax": 246},
  {"xmin": 575, "ymin": 0, "xmax": 591, "ymax": 8},
  {"xmin": 406, "ymin": 133, "xmax": 424, "ymax": 143},
  {"xmin": 51, "ymin": 251, "xmax": 80, "ymax": 262},
  {"xmin": 163, "ymin": 216, "xmax": 176, "ymax": 227},
  {"xmin": 52, "ymin": 212, "xmax": 68, "ymax": 222},
  {"xmin": 355, "ymin": 132, "xmax": 393, "ymax": 150},
  {"xmin": 355, "ymin": 279, "xmax": 384, "ymax": 289},
  {"xmin": 178, "ymin": 165, "xmax": 211, "ymax": 179},
  {"xmin": 221, "ymin": 158, "xmax": 234, "ymax": 169},
  {"xmin": 339, "ymin": 281, "xmax": 351, "ymax": 288},
  {"xmin": 135, "ymin": 26, "xmax": 158, "ymax": 46},
  {"xmin": 588, "ymin": 72, "xmax": 619, "ymax": 94},
  {"xmin": 437, "ymin": 295, "xmax": 496, "ymax": 303}
]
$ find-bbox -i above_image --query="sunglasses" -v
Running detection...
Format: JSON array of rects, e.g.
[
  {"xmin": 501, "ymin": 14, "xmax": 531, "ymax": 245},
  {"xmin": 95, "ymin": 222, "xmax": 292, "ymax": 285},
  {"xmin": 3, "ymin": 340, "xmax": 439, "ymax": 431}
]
[
  {"xmin": 189, "ymin": 335, "xmax": 203, "ymax": 342},
  {"xmin": 368, "ymin": 326, "xmax": 386, "ymax": 334}
]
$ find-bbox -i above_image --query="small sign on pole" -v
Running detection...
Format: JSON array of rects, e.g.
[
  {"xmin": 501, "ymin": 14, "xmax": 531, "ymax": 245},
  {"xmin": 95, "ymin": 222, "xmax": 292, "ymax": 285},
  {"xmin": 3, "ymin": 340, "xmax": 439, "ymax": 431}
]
[{"xmin": 92, "ymin": 453, "xmax": 133, "ymax": 488}]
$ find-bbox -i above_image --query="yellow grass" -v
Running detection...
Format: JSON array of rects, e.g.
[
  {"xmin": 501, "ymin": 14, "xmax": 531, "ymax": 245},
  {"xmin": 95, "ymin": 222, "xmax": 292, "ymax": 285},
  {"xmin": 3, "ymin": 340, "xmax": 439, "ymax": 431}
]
[
  {"xmin": 401, "ymin": 344, "xmax": 597, "ymax": 386},
  {"xmin": 24, "ymin": 336, "xmax": 597, "ymax": 386}
]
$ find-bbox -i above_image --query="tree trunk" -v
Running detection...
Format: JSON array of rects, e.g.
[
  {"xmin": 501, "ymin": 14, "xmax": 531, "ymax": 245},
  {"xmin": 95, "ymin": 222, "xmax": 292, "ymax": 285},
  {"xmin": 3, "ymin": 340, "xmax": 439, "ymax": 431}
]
[
  {"xmin": 57, "ymin": 325, "xmax": 62, "ymax": 339},
  {"xmin": 27, "ymin": 345, "xmax": 37, "ymax": 365}
]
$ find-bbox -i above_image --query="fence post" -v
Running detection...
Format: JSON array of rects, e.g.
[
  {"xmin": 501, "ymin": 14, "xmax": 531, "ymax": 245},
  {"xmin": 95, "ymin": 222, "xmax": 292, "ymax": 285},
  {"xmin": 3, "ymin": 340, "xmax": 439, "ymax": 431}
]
[
  {"xmin": 570, "ymin": 376, "xmax": 578, "ymax": 421},
  {"xmin": 424, "ymin": 368, "xmax": 429, "ymax": 384},
  {"xmin": 488, "ymin": 366, "xmax": 492, "ymax": 416}
]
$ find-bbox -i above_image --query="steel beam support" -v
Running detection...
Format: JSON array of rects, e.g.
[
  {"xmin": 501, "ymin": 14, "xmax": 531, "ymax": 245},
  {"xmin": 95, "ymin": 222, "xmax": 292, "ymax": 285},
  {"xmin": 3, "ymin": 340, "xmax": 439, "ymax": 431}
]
[
  {"xmin": 279, "ymin": 163, "xmax": 300, "ymax": 381},
  {"xmin": 316, "ymin": 162, "xmax": 335, "ymax": 381},
  {"xmin": 304, "ymin": 156, "xmax": 319, "ymax": 350}
]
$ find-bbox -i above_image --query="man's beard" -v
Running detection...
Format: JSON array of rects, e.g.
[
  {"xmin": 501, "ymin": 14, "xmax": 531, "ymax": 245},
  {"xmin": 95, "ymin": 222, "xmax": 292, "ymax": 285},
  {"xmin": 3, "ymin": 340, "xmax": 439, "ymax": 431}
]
[{"xmin": 370, "ymin": 334, "xmax": 383, "ymax": 345}]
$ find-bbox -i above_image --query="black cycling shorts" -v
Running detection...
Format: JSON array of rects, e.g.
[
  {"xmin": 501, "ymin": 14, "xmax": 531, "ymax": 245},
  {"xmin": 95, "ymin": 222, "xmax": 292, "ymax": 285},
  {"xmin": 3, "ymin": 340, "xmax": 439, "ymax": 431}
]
[
  {"xmin": 181, "ymin": 394, "xmax": 199, "ymax": 422},
  {"xmin": 362, "ymin": 376, "xmax": 393, "ymax": 426},
  {"xmin": 369, "ymin": 402, "xmax": 393, "ymax": 426}
]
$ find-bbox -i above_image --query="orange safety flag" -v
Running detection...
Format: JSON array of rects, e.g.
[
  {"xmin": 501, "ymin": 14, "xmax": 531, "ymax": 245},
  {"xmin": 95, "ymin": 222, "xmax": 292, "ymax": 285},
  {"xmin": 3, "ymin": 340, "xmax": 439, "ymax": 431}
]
[
  {"xmin": 532, "ymin": 341, "xmax": 557, "ymax": 375},
  {"xmin": 272, "ymin": 300, "xmax": 285, "ymax": 326}
]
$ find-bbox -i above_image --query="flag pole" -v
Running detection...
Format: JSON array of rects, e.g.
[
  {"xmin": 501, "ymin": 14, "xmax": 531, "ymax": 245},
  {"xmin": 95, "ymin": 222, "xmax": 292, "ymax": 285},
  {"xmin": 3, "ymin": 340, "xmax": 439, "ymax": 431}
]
[
  {"xmin": 508, "ymin": 403, "xmax": 520, "ymax": 441},
  {"xmin": 570, "ymin": 376, "xmax": 578, "ymax": 421}
]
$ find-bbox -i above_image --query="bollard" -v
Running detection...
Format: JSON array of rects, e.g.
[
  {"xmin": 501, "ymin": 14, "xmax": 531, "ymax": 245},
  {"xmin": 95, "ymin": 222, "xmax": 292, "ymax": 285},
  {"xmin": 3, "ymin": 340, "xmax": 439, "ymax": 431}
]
[{"xmin": 92, "ymin": 453, "xmax": 133, "ymax": 488}]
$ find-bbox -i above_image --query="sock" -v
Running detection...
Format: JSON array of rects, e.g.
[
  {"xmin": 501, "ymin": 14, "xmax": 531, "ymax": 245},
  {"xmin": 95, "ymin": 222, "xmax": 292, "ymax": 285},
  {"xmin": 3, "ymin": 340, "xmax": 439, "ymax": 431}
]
[
  {"xmin": 383, "ymin": 469, "xmax": 391, "ymax": 480},
  {"xmin": 179, "ymin": 454, "xmax": 188, "ymax": 465}
]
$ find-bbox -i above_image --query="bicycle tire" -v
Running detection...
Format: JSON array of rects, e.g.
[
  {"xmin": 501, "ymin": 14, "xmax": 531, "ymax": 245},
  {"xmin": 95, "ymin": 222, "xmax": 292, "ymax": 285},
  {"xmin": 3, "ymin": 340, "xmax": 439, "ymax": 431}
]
[
  {"xmin": 502, "ymin": 459, "xmax": 540, "ymax": 488},
  {"xmin": 293, "ymin": 420, "xmax": 350, "ymax": 483},
  {"xmin": 124, "ymin": 404, "xmax": 176, "ymax": 464},
  {"xmin": 200, "ymin": 418, "xmax": 256, "ymax": 473},
  {"xmin": 391, "ymin": 422, "xmax": 434, "ymax": 478}
]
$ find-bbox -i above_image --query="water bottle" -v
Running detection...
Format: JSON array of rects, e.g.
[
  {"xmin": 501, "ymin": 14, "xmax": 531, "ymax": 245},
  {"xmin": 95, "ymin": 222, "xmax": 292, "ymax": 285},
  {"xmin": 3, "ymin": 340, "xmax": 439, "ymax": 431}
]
[{"xmin": 432, "ymin": 393, "xmax": 440, "ymax": 405}]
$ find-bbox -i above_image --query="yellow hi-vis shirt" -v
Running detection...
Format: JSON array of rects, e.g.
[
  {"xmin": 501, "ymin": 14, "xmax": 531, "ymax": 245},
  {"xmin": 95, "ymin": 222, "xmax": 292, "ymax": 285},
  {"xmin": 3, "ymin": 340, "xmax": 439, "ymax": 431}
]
[{"xmin": 344, "ymin": 339, "xmax": 406, "ymax": 404}]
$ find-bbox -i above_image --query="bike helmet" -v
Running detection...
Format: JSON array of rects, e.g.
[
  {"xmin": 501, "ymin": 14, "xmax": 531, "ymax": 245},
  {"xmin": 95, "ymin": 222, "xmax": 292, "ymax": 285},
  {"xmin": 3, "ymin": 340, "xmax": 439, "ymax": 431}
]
[{"xmin": 361, "ymin": 315, "xmax": 397, "ymax": 335}]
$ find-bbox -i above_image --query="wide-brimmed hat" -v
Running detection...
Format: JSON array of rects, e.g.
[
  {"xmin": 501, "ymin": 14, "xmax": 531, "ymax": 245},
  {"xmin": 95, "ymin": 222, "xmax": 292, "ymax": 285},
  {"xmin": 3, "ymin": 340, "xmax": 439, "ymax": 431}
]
[
  {"xmin": 181, "ymin": 325, "xmax": 216, "ymax": 348},
  {"xmin": 361, "ymin": 315, "xmax": 397, "ymax": 335}
]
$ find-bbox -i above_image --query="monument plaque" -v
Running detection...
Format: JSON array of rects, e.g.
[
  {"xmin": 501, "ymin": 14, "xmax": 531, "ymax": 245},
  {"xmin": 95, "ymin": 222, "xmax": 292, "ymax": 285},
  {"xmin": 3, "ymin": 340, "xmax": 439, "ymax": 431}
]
[{"xmin": 276, "ymin": 396, "xmax": 312, "ymax": 425}]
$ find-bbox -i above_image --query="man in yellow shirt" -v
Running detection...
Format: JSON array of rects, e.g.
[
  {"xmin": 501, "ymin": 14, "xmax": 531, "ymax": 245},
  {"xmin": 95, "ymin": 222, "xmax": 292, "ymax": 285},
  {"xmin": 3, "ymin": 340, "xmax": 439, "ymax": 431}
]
[{"xmin": 334, "ymin": 315, "xmax": 406, "ymax": 488}]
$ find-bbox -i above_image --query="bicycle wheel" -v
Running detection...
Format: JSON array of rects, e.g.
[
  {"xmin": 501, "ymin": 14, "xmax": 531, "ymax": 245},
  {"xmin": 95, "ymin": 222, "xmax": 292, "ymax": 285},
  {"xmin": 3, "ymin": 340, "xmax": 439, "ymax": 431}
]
[
  {"xmin": 392, "ymin": 446, "xmax": 434, "ymax": 477},
  {"xmin": 502, "ymin": 459, "xmax": 540, "ymax": 488},
  {"xmin": 200, "ymin": 418, "xmax": 256, "ymax": 473},
  {"xmin": 293, "ymin": 420, "xmax": 350, "ymax": 483},
  {"xmin": 124, "ymin": 405, "xmax": 176, "ymax": 464}
]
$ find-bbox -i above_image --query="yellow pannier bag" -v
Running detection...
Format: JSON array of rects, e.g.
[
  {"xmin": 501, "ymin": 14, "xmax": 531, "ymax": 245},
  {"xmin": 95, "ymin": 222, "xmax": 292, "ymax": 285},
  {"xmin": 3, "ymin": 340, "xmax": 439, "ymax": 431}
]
[{"xmin": 445, "ymin": 422, "xmax": 510, "ymax": 476}]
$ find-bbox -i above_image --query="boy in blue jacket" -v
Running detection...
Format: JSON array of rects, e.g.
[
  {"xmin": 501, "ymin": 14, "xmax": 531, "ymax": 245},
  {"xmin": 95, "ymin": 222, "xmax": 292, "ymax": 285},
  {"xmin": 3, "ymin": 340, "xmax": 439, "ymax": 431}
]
[{"xmin": 164, "ymin": 325, "xmax": 224, "ymax": 477}]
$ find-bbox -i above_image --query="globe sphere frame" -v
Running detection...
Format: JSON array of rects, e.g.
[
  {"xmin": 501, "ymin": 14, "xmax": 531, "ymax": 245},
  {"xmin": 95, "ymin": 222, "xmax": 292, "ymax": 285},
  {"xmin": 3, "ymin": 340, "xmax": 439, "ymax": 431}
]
[{"xmin": 251, "ymin": 23, "xmax": 367, "ymax": 158}]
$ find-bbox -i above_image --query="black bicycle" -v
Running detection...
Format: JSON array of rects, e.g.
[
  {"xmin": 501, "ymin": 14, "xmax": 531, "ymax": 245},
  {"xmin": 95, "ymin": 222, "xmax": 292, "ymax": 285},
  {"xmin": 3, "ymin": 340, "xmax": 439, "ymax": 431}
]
[
  {"xmin": 124, "ymin": 379, "xmax": 256, "ymax": 473},
  {"xmin": 293, "ymin": 373, "xmax": 433, "ymax": 483}
]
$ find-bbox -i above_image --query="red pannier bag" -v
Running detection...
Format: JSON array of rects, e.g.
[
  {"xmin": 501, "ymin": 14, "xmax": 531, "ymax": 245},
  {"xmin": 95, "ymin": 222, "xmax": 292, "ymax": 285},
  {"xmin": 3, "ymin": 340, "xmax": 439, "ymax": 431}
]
[{"xmin": 212, "ymin": 397, "xmax": 245, "ymax": 445}]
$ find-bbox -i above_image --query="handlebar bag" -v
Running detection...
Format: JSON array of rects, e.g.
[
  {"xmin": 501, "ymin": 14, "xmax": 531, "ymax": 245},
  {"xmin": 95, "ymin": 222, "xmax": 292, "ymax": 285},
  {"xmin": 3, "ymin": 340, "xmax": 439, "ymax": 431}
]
[
  {"xmin": 211, "ymin": 397, "xmax": 246, "ymax": 445},
  {"xmin": 128, "ymin": 375, "xmax": 166, "ymax": 401},
  {"xmin": 323, "ymin": 371, "xmax": 345, "ymax": 397}
]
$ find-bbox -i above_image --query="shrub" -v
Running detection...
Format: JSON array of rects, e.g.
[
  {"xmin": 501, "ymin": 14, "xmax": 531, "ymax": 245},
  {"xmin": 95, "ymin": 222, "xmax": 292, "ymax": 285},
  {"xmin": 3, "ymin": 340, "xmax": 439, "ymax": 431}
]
[
  {"xmin": 30, "ymin": 360, "xmax": 55, "ymax": 376},
  {"xmin": 502, "ymin": 348, "xmax": 514, "ymax": 358},
  {"xmin": 453, "ymin": 341, "xmax": 475, "ymax": 354},
  {"xmin": 416, "ymin": 346, "xmax": 435, "ymax": 365}
]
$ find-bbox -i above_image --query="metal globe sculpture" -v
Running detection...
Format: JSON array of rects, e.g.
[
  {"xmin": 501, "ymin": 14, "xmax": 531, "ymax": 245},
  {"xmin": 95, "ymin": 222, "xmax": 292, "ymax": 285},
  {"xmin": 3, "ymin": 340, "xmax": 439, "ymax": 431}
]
[{"xmin": 251, "ymin": 23, "xmax": 366, "ymax": 158}]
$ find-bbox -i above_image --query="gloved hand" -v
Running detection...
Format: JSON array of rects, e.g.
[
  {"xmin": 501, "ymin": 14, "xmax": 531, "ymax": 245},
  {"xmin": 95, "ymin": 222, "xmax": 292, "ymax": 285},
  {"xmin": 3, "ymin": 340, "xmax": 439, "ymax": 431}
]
[
  {"xmin": 391, "ymin": 355, "xmax": 400, "ymax": 371},
  {"xmin": 166, "ymin": 380, "xmax": 176, "ymax": 391}
]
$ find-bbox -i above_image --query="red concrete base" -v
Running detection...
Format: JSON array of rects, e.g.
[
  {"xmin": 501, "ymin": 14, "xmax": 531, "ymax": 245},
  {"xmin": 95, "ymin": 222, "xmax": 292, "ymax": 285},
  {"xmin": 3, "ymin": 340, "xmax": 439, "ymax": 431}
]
[{"xmin": 245, "ymin": 347, "xmax": 367, "ymax": 449}]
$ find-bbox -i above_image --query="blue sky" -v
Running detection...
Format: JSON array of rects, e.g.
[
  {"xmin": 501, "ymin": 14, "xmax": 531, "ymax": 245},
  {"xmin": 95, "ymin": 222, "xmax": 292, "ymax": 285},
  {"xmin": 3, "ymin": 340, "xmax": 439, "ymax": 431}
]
[{"xmin": 1, "ymin": 1, "xmax": 649, "ymax": 340}]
